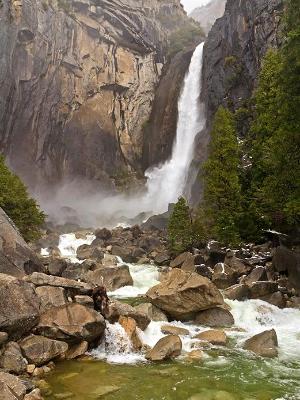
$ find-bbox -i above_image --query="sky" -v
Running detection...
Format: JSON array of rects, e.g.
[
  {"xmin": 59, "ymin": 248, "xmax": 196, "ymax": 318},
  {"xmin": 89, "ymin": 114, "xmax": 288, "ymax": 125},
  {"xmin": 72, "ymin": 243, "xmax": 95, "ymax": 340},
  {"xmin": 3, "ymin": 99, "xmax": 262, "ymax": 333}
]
[{"xmin": 181, "ymin": 0, "xmax": 210, "ymax": 13}]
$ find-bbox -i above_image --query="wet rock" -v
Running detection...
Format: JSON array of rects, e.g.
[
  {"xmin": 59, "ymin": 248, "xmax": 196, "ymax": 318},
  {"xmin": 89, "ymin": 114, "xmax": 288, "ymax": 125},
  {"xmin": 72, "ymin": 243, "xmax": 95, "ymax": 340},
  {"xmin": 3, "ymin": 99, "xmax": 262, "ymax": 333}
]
[
  {"xmin": 170, "ymin": 252, "xmax": 193, "ymax": 268},
  {"xmin": 111, "ymin": 246, "xmax": 135, "ymax": 263},
  {"xmin": 243, "ymin": 329, "xmax": 278, "ymax": 357},
  {"xmin": 154, "ymin": 252, "xmax": 171, "ymax": 266},
  {"xmin": 195, "ymin": 307, "xmax": 234, "ymax": 327},
  {"xmin": 83, "ymin": 265, "xmax": 133, "ymax": 291},
  {"xmin": 242, "ymin": 267, "xmax": 267, "ymax": 286},
  {"xmin": 0, "ymin": 274, "xmax": 40, "ymax": 339},
  {"xmin": 65, "ymin": 341, "xmax": 88, "ymax": 360},
  {"xmin": 249, "ymin": 281, "xmax": 278, "ymax": 299},
  {"xmin": 91, "ymin": 385, "xmax": 120, "ymax": 397},
  {"xmin": 20, "ymin": 335, "xmax": 68, "ymax": 366},
  {"xmin": 147, "ymin": 269, "xmax": 224, "ymax": 320},
  {"xmin": 118, "ymin": 316, "xmax": 143, "ymax": 351},
  {"xmin": 134, "ymin": 303, "xmax": 168, "ymax": 322},
  {"xmin": 0, "ymin": 341, "xmax": 27, "ymax": 374},
  {"xmin": 0, "ymin": 372, "xmax": 27, "ymax": 399},
  {"xmin": 36, "ymin": 303, "xmax": 105, "ymax": 343},
  {"xmin": 48, "ymin": 258, "xmax": 68, "ymax": 277},
  {"xmin": 24, "ymin": 388, "xmax": 44, "ymax": 400},
  {"xmin": 36, "ymin": 286, "xmax": 68, "ymax": 312},
  {"xmin": 261, "ymin": 292, "xmax": 286, "ymax": 308},
  {"xmin": 212, "ymin": 263, "xmax": 238, "ymax": 289},
  {"xmin": 108, "ymin": 300, "xmax": 150, "ymax": 330},
  {"xmin": 161, "ymin": 325, "xmax": 190, "ymax": 336},
  {"xmin": 146, "ymin": 335, "xmax": 182, "ymax": 361},
  {"xmin": 194, "ymin": 329, "xmax": 227, "ymax": 346},
  {"xmin": 186, "ymin": 349, "xmax": 204, "ymax": 361},
  {"xmin": 26, "ymin": 272, "xmax": 92, "ymax": 294},
  {"xmin": 223, "ymin": 284, "xmax": 250, "ymax": 301},
  {"xmin": 74, "ymin": 295, "xmax": 94, "ymax": 308}
]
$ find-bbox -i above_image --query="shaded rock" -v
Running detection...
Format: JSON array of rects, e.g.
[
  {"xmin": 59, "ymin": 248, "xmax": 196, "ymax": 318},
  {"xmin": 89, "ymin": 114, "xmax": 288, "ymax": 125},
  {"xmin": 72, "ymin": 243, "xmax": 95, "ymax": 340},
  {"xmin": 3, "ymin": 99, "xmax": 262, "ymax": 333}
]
[
  {"xmin": 161, "ymin": 325, "xmax": 190, "ymax": 336},
  {"xmin": 108, "ymin": 300, "xmax": 150, "ymax": 330},
  {"xmin": 134, "ymin": 303, "xmax": 168, "ymax": 322},
  {"xmin": 223, "ymin": 284, "xmax": 250, "ymax": 301},
  {"xmin": 273, "ymin": 246, "xmax": 300, "ymax": 293},
  {"xmin": 194, "ymin": 329, "xmax": 227, "ymax": 346},
  {"xmin": 0, "ymin": 274, "xmax": 40, "ymax": 339},
  {"xmin": 249, "ymin": 281, "xmax": 278, "ymax": 299},
  {"xmin": 225, "ymin": 251, "xmax": 252, "ymax": 276},
  {"xmin": 77, "ymin": 245, "xmax": 104, "ymax": 261},
  {"xmin": 146, "ymin": 269, "xmax": 224, "ymax": 320},
  {"xmin": 138, "ymin": 236, "xmax": 162, "ymax": 253},
  {"xmin": 94, "ymin": 228, "xmax": 112, "ymax": 241},
  {"xmin": 0, "ymin": 372, "xmax": 27, "ymax": 399},
  {"xmin": 170, "ymin": 252, "xmax": 192, "ymax": 268},
  {"xmin": 0, "ymin": 331, "xmax": 8, "ymax": 346},
  {"xmin": 195, "ymin": 307, "xmax": 234, "ymax": 327},
  {"xmin": 118, "ymin": 316, "xmax": 142, "ymax": 351},
  {"xmin": 206, "ymin": 241, "xmax": 226, "ymax": 266},
  {"xmin": 243, "ymin": 267, "xmax": 267, "ymax": 286},
  {"xmin": 65, "ymin": 341, "xmax": 88, "ymax": 360},
  {"xmin": 195, "ymin": 264, "xmax": 212, "ymax": 279},
  {"xmin": 36, "ymin": 286, "xmax": 67, "ymax": 312},
  {"xmin": 61, "ymin": 262, "xmax": 92, "ymax": 281},
  {"xmin": 19, "ymin": 335, "xmax": 68, "ymax": 366},
  {"xmin": 36, "ymin": 303, "xmax": 105, "ymax": 343},
  {"xmin": 212, "ymin": 263, "xmax": 238, "ymax": 289},
  {"xmin": 26, "ymin": 272, "xmax": 91, "ymax": 294},
  {"xmin": 261, "ymin": 292, "xmax": 286, "ymax": 308},
  {"xmin": 83, "ymin": 265, "xmax": 133, "ymax": 291},
  {"xmin": 0, "ymin": 341, "xmax": 27, "ymax": 374},
  {"xmin": 146, "ymin": 335, "xmax": 182, "ymax": 361},
  {"xmin": 154, "ymin": 252, "xmax": 170, "ymax": 266},
  {"xmin": 111, "ymin": 246, "xmax": 135, "ymax": 263},
  {"xmin": 74, "ymin": 295, "xmax": 94, "ymax": 308},
  {"xmin": 24, "ymin": 388, "xmax": 44, "ymax": 400},
  {"xmin": 48, "ymin": 258, "xmax": 68, "ymax": 277},
  {"xmin": 243, "ymin": 329, "xmax": 278, "ymax": 357}
]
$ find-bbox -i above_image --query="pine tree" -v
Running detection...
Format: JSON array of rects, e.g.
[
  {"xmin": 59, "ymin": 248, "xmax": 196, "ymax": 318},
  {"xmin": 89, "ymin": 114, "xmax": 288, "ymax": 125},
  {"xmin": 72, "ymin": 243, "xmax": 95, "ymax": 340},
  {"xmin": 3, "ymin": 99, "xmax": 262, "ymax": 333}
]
[
  {"xmin": 198, "ymin": 106, "xmax": 242, "ymax": 245},
  {"xmin": 0, "ymin": 156, "xmax": 45, "ymax": 242},
  {"xmin": 168, "ymin": 197, "xmax": 194, "ymax": 255}
]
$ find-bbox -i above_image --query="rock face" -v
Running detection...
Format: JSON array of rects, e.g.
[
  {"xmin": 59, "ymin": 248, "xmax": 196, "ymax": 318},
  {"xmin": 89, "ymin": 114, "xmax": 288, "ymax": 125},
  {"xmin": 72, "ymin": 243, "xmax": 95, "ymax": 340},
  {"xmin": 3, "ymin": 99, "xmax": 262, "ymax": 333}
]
[
  {"xmin": 243, "ymin": 329, "xmax": 278, "ymax": 357},
  {"xmin": 0, "ymin": 0, "xmax": 202, "ymax": 196},
  {"xmin": 0, "ymin": 274, "xmax": 40, "ymax": 339},
  {"xmin": 146, "ymin": 268, "xmax": 224, "ymax": 320},
  {"xmin": 190, "ymin": 0, "xmax": 226, "ymax": 34},
  {"xmin": 146, "ymin": 334, "xmax": 182, "ymax": 361},
  {"xmin": 0, "ymin": 208, "xmax": 44, "ymax": 277}
]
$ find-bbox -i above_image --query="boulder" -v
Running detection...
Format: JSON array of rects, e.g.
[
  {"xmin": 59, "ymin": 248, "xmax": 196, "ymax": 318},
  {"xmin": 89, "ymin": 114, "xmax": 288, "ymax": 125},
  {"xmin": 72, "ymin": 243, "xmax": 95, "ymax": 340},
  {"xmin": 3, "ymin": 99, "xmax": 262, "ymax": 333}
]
[
  {"xmin": 19, "ymin": 335, "xmax": 68, "ymax": 366},
  {"xmin": 94, "ymin": 228, "xmax": 112, "ymax": 241},
  {"xmin": 118, "ymin": 316, "xmax": 143, "ymax": 351},
  {"xmin": 194, "ymin": 329, "xmax": 227, "ymax": 346},
  {"xmin": 223, "ymin": 284, "xmax": 250, "ymax": 301},
  {"xmin": 77, "ymin": 244, "xmax": 104, "ymax": 261},
  {"xmin": 74, "ymin": 295, "xmax": 94, "ymax": 308},
  {"xmin": 138, "ymin": 236, "xmax": 162, "ymax": 253},
  {"xmin": 206, "ymin": 241, "xmax": 226, "ymax": 266},
  {"xmin": 195, "ymin": 264, "xmax": 213, "ymax": 280},
  {"xmin": 242, "ymin": 267, "xmax": 267, "ymax": 286},
  {"xmin": 108, "ymin": 300, "xmax": 150, "ymax": 330},
  {"xmin": 134, "ymin": 303, "xmax": 168, "ymax": 322},
  {"xmin": 26, "ymin": 272, "xmax": 92, "ymax": 294},
  {"xmin": 181, "ymin": 253, "xmax": 197, "ymax": 272},
  {"xmin": 84, "ymin": 265, "xmax": 133, "ymax": 291},
  {"xmin": 261, "ymin": 292, "xmax": 286, "ymax": 308},
  {"xmin": 195, "ymin": 307, "xmax": 234, "ymax": 327},
  {"xmin": 161, "ymin": 325, "xmax": 190, "ymax": 336},
  {"xmin": 36, "ymin": 303, "xmax": 105, "ymax": 343},
  {"xmin": 273, "ymin": 246, "xmax": 300, "ymax": 293},
  {"xmin": 0, "ymin": 274, "xmax": 40, "ymax": 339},
  {"xmin": 154, "ymin": 252, "xmax": 170, "ymax": 266},
  {"xmin": 249, "ymin": 281, "xmax": 278, "ymax": 299},
  {"xmin": 47, "ymin": 258, "xmax": 68, "ymax": 276},
  {"xmin": 224, "ymin": 251, "xmax": 252, "ymax": 276},
  {"xmin": 101, "ymin": 254, "xmax": 118, "ymax": 267},
  {"xmin": 24, "ymin": 388, "xmax": 44, "ymax": 400},
  {"xmin": 0, "ymin": 331, "xmax": 8, "ymax": 346},
  {"xmin": 146, "ymin": 269, "xmax": 224, "ymax": 320},
  {"xmin": 0, "ymin": 372, "xmax": 27, "ymax": 399},
  {"xmin": 65, "ymin": 341, "xmax": 89, "ymax": 360},
  {"xmin": 212, "ymin": 263, "xmax": 238, "ymax": 289},
  {"xmin": 145, "ymin": 335, "xmax": 182, "ymax": 361},
  {"xmin": 0, "ymin": 342, "xmax": 27, "ymax": 374},
  {"xmin": 111, "ymin": 246, "xmax": 135, "ymax": 263},
  {"xmin": 186, "ymin": 349, "xmax": 204, "ymax": 361},
  {"xmin": 243, "ymin": 329, "xmax": 278, "ymax": 357},
  {"xmin": 35, "ymin": 286, "xmax": 67, "ymax": 312},
  {"xmin": 61, "ymin": 262, "xmax": 92, "ymax": 281},
  {"xmin": 170, "ymin": 252, "xmax": 192, "ymax": 268}
]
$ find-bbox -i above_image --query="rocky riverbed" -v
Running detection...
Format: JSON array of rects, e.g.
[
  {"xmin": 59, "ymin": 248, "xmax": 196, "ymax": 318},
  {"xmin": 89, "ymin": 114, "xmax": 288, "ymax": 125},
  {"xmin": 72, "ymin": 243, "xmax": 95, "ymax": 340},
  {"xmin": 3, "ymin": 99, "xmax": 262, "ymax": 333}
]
[{"xmin": 0, "ymin": 213, "xmax": 300, "ymax": 399}]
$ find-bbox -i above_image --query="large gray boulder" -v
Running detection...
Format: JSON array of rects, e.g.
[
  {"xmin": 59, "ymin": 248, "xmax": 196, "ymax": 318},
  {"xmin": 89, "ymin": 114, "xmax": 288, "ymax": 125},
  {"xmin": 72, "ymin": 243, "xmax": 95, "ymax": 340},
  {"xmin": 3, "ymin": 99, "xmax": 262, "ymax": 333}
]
[
  {"xmin": 195, "ymin": 307, "xmax": 234, "ymax": 327},
  {"xmin": 145, "ymin": 335, "xmax": 182, "ymax": 361},
  {"xmin": 0, "ymin": 207, "xmax": 44, "ymax": 277},
  {"xmin": 83, "ymin": 265, "xmax": 133, "ymax": 291},
  {"xmin": 26, "ymin": 272, "xmax": 92, "ymax": 294},
  {"xmin": 146, "ymin": 269, "xmax": 224, "ymax": 320},
  {"xmin": 243, "ymin": 329, "xmax": 278, "ymax": 358},
  {"xmin": 0, "ymin": 274, "xmax": 40, "ymax": 339}
]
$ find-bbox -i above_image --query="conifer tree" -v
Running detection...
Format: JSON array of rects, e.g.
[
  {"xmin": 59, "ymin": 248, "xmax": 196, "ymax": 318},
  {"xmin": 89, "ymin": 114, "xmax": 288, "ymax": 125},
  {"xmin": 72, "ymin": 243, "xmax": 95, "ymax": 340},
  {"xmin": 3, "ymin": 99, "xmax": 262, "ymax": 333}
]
[{"xmin": 168, "ymin": 196, "xmax": 193, "ymax": 254}]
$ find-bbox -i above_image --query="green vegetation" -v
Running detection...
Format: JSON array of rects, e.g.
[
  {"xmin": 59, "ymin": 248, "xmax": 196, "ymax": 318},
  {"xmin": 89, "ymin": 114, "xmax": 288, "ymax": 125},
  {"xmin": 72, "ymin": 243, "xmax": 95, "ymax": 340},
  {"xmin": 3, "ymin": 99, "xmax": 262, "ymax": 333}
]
[
  {"xmin": 167, "ymin": 23, "xmax": 204, "ymax": 58},
  {"xmin": 0, "ymin": 156, "xmax": 45, "ymax": 242}
]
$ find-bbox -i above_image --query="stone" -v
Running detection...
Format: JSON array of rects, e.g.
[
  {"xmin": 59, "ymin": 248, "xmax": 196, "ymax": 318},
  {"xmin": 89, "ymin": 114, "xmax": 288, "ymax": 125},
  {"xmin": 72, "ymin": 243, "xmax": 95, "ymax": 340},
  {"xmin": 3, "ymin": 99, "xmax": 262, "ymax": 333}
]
[
  {"xmin": 194, "ymin": 329, "xmax": 227, "ymax": 346},
  {"xmin": 0, "ymin": 372, "xmax": 26, "ymax": 398},
  {"xmin": 65, "ymin": 341, "xmax": 89, "ymax": 360},
  {"xmin": 223, "ymin": 284, "xmax": 250, "ymax": 301},
  {"xmin": 24, "ymin": 388, "xmax": 44, "ymax": 400},
  {"xmin": 249, "ymin": 281, "xmax": 278, "ymax": 299},
  {"xmin": 243, "ymin": 329, "xmax": 278, "ymax": 357},
  {"xmin": 101, "ymin": 254, "xmax": 118, "ymax": 267},
  {"xmin": 83, "ymin": 265, "xmax": 133, "ymax": 291},
  {"xmin": 26, "ymin": 272, "xmax": 92, "ymax": 294},
  {"xmin": 134, "ymin": 303, "xmax": 168, "ymax": 322},
  {"xmin": 0, "ymin": 274, "xmax": 40, "ymax": 339},
  {"xmin": 186, "ymin": 349, "xmax": 204, "ymax": 361},
  {"xmin": 27, "ymin": 364, "xmax": 36, "ymax": 374},
  {"xmin": 161, "ymin": 325, "xmax": 190, "ymax": 336},
  {"xmin": 224, "ymin": 251, "xmax": 252, "ymax": 276},
  {"xmin": 243, "ymin": 267, "xmax": 268, "ymax": 286},
  {"xmin": 19, "ymin": 335, "xmax": 68, "ymax": 366},
  {"xmin": 111, "ymin": 246, "xmax": 135, "ymax": 263},
  {"xmin": 108, "ymin": 300, "xmax": 150, "ymax": 331},
  {"xmin": 195, "ymin": 264, "xmax": 213, "ymax": 280},
  {"xmin": 48, "ymin": 258, "xmax": 68, "ymax": 276},
  {"xmin": 273, "ymin": 246, "xmax": 300, "ymax": 293},
  {"xmin": 36, "ymin": 286, "xmax": 68, "ymax": 312},
  {"xmin": 195, "ymin": 307, "xmax": 234, "ymax": 327},
  {"xmin": 0, "ymin": 341, "xmax": 27, "ymax": 374},
  {"xmin": 91, "ymin": 385, "xmax": 120, "ymax": 397},
  {"xmin": 0, "ymin": 331, "xmax": 8, "ymax": 346},
  {"xmin": 145, "ymin": 335, "xmax": 182, "ymax": 361},
  {"xmin": 138, "ymin": 236, "xmax": 162, "ymax": 253},
  {"xmin": 74, "ymin": 295, "xmax": 94, "ymax": 308},
  {"xmin": 146, "ymin": 269, "xmax": 224, "ymax": 320},
  {"xmin": 154, "ymin": 252, "xmax": 171, "ymax": 266},
  {"xmin": 119, "ymin": 316, "xmax": 143, "ymax": 351},
  {"xmin": 261, "ymin": 292, "xmax": 286, "ymax": 308},
  {"xmin": 94, "ymin": 228, "xmax": 112, "ymax": 241},
  {"xmin": 170, "ymin": 252, "xmax": 192, "ymax": 268},
  {"xmin": 77, "ymin": 245, "xmax": 104, "ymax": 261},
  {"xmin": 212, "ymin": 263, "xmax": 238, "ymax": 289},
  {"xmin": 36, "ymin": 303, "xmax": 105, "ymax": 343},
  {"xmin": 61, "ymin": 262, "xmax": 92, "ymax": 281}
]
